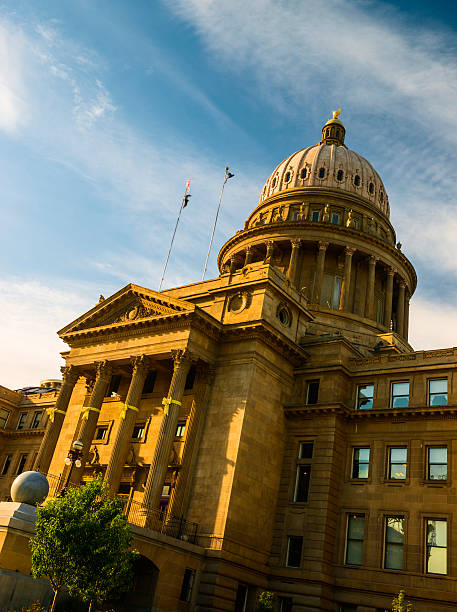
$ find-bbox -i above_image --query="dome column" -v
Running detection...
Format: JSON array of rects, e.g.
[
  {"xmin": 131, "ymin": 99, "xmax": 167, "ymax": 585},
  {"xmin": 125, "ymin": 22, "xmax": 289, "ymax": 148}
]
[
  {"xmin": 287, "ymin": 239, "xmax": 302, "ymax": 287},
  {"xmin": 365, "ymin": 256, "xmax": 378, "ymax": 319},
  {"xmin": 404, "ymin": 292, "xmax": 410, "ymax": 341},
  {"xmin": 396, "ymin": 280, "xmax": 406, "ymax": 337},
  {"xmin": 384, "ymin": 267, "xmax": 394, "ymax": 329},
  {"xmin": 313, "ymin": 241, "xmax": 329, "ymax": 304},
  {"xmin": 339, "ymin": 247, "xmax": 355, "ymax": 311},
  {"xmin": 265, "ymin": 240, "xmax": 275, "ymax": 262},
  {"xmin": 244, "ymin": 246, "xmax": 253, "ymax": 266},
  {"xmin": 35, "ymin": 365, "xmax": 79, "ymax": 474}
]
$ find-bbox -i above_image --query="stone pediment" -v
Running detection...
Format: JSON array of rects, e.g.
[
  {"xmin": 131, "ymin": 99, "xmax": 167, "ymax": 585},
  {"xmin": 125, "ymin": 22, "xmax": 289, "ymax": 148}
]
[{"xmin": 58, "ymin": 283, "xmax": 195, "ymax": 337}]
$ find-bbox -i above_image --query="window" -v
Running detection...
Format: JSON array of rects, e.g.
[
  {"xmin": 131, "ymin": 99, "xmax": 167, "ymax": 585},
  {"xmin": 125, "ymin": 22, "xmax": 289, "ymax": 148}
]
[
  {"xmin": 272, "ymin": 177, "xmax": 277, "ymax": 188},
  {"xmin": 17, "ymin": 413, "xmax": 27, "ymax": 430},
  {"xmin": 0, "ymin": 408, "xmax": 9, "ymax": 428},
  {"xmin": 286, "ymin": 536, "xmax": 303, "ymax": 567},
  {"xmin": 31, "ymin": 411, "xmax": 43, "ymax": 429},
  {"xmin": 300, "ymin": 167, "xmax": 307, "ymax": 179},
  {"xmin": 284, "ymin": 171, "xmax": 291, "ymax": 183},
  {"xmin": 95, "ymin": 426, "xmax": 108, "ymax": 440},
  {"xmin": 162, "ymin": 484, "xmax": 172, "ymax": 496},
  {"xmin": 427, "ymin": 447, "xmax": 447, "ymax": 481},
  {"xmin": 368, "ymin": 182, "xmax": 374, "ymax": 194},
  {"xmin": 306, "ymin": 381, "xmax": 319, "ymax": 405},
  {"xmin": 384, "ymin": 517, "xmax": 405, "ymax": 570},
  {"xmin": 357, "ymin": 384, "xmax": 374, "ymax": 410},
  {"xmin": 117, "ymin": 483, "xmax": 131, "ymax": 495},
  {"xmin": 336, "ymin": 169, "xmax": 344, "ymax": 181},
  {"xmin": 391, "ymin": 382, "xmax": 409, "ymax": 408},
  {"xmin": 278, "ymin": 597, "xmax": 293, "ymax": 612},
  {"xmin": 142, "ymin": 371, "xmax": 157, "ymax": 394},
  {"xmin": 429, "ymin": 379, "xmax": 447, "ymax": 406},
  {"xmin": 132, "ymin": 424, "xmax": 145, "ymax": 440},
  {"xmin": 331, "ymin": 212, "xmax": 341, "ymax": 225},
  {"xmin": 426, "ymin": 519, "xmax": 447, "ymax": 574},
  {"xmin": 352, "ymin": 448, "xmax": 370, "ymax": 479},
  {"xmin": 175, "ymin": 423, "xmax": 186, "ymax": 438},
  {"xmin": 294, "ymin": 465, "xmax": 311, "ymax": 502},
  {"xmin": 185, "ymin": 366, "xmax": 195, "ymax": 390},
  {"xmin": 180, "ymin": 568, "xmax": 196, "ymax": 603},
  {"xmin": 16, "ymin": 454, "xmax": 28, "ymax": 475},
  {"xmin": 299, "ymin": 442, "xmax": 314, "ymax": 459},
  {"xmin": 234, "ymin": 584, "xmax": 248, "ymax": 612},
  {"xmin": 354, "ymin": 174, "xmax": 360, "ymax": 186},
  {"xmin": 318, "ymin": 167, "xmax": 325, "ymax": 179},
  {"xmin": 106, "ymin": 374, "xmax": 121, "ymax": 397},
  {"xmin": 388, "ymin": 447, "xmax": 407, "ymax": 480},
  {"xmin": 320, "ymin": 274, "xmax": 342, "ymax": 309},
  {"xmin": 352, "ymin": 216, "xmax": 361, "ymax": 230},
  {"xmin": 311, "ymin": 210, "xmax": 321, "ymax": 222},
  {"xmin": 345, "ymin": 514, "xmax": 365, "ymax": 565},
  {"xmin": 1, "ymin": 455, "xmax": 12, "ymax": 476},
  {"xmin": 376, "ymin": 294, "xmax": 384, "ymax": 324}
]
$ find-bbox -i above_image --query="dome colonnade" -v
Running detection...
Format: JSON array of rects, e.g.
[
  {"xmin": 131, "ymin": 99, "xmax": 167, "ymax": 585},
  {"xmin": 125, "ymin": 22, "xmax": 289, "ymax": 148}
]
[{"xmin": 218, "ymin": 112, "xmax": 416, "ymax": 341}]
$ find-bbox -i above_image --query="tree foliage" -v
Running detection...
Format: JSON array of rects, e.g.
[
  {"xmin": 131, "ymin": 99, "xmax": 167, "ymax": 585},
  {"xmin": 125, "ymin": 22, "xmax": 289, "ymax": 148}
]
[
  {"xmin": 387, "ymin": 590, "xmax": 414, "ymax": 612},
  {"xmin": 30, "ymin": 476, "xmax": 137, "ymax": 611},
  {"xmin": 256, "ymin": 591, "xmax": 274, "ymax": 611}
]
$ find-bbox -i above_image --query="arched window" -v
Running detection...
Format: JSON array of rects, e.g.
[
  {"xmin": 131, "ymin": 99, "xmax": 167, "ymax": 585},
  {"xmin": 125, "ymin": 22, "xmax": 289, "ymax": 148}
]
[
  {"xmin": 318, "ymin": 167, "xmax": 325, "ymax": 179},
  {"xmin": 285, "ymin": 171, "xmax": 291, "ymax": 183},
  {"xmin": 369, "ymin": 182, "xmax": 374, "ymax": 195},
  {"xmin": 300, "ymin": 167, "xmax": 307, "ymax": 179},
  {"xmin": 337, "ymin": 169, "xmax": 344, "ymax": 182},
  {"xmin": 272, "ymin": 177, "xmax": 277, "ymax": 188},
  {"xmin": 354, "ymin": 175, "xmax": 360, "ymax": 186}
]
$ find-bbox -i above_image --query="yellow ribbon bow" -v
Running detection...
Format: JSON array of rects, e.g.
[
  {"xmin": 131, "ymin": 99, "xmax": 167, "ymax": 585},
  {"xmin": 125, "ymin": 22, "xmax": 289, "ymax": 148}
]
[
  {"xmin": 46, "ymin": 407, "xmax": 67, "ymax": 423},
  {"xmin": 162, "ymin": 397, "xmax": 181, "ymax": 416},
  {"xmin": 81, "ymin": 406, "xmax": 101, "ymax": 420},
  {"xmin": 119, "ymin": 403, "xmax": 139, "ymax": 420}
]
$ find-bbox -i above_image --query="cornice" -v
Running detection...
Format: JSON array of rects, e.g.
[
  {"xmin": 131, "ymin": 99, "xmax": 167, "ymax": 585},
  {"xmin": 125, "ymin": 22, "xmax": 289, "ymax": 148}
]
[
  {"xmin": 0, "ymin": 428, "xmax": 45, "ymax": 439},
  {"xmin": 284, "ymin": 403, "xmax": 457, "ymax": 421}
]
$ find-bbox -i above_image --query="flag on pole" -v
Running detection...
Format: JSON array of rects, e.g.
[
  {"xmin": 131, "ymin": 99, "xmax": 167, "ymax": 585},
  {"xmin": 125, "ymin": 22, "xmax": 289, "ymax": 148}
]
[{"xmin": 183, "ymin": 178, "xmax": 192, "ymax": 207}]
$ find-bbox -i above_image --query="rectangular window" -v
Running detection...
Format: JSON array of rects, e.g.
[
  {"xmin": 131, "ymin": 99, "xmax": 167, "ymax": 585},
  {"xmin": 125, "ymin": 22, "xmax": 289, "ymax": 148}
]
[
  {"xmin": 311, "ymin": 210, "xmax": 321, "ymax": 222},
  {"xmin": 234, "ymin": 584, "xmax": 248, "ymax": 612},
  {"xmin": 428, "ymin": 447, "xmax": 447, "ymax": 481},
  {"xmin": 17, "ymin": 413, "xmax": 27, "ymax": 430},
  {"xmin": 321, "ymin": 274, "xmax": 342, "ymax": 309},
  {"xmin": 426, "ymin": 519, "xmax": 447, "ymax": 574},
  {"xmin": 31, "ymin": 411, "xmax": 43, "ymax": 429},
  {"xmin": 294, "ymin": 465, "xmax": 311, "ymax": 502},
  {"xmin": 142, "ymin": 371, "xmax": 157, "ymax": 394},
  {"xmin": 95, "ymin": 426, "xmax": 108, "ymax": 440},
  {"xmin": 286, "ymin": 536, "xmax": 303, "ymax": 567},
  {"xmin": 384, "ymin": 517, "xmax": 405, "ymax": 570},
  {"xmin": 306, "ymin": 380, "xmax": 319, "ymax": 405},
  {"xmin": 175, "ymin": 423, "xmax": 186, "ymax": 438},
  {"xmin": 429, "ymin": 379, "xmax": 448, "ymax": 406},
  {"xmin": 345, "ymin": 514, "xmax": 365, "ymax": 565},
  {"xmin": 391, "ymin": 382, "xmax": 410, "ymax": 408},
  {"xmin": 16, "ymin": 454, "xmax": 28, "ymax": 475},
  {"xmin": 388, "ymin": 447, "xmax": 407, "ymax": 480},
  {"xmin": 299, "ymin": 442, "xmax": 314, "ymax": 459},
  {"xmin": 117, "ymin": 483, "xmax": 131, "ymax": 495},
  {"xmin": 331, "ymin": 212, "xmax": 341, "ymax": 225},
  {"xmin": 132, "ymin": 424, "xmax": 145, "ymax": 440},
  {"xmin": 278, "ymin": 597, "xmax": 293, "ymax": 612},
  {"xmin": 1, "ymin": 455, "xmax": 12, "ymax": 476},
  {"xmin": 0, "ymin": 408, "xmax": 9, "ymax": 428},
  {"xmin": 185, "ymin": 366, "xmax": 195, "ymax": 390},
  {"xmin": 162, "ymin": 484, "xmax": 171, "ymax": 496},
  {"xmin": 105, "ymin": 374, "xmax": 121, "ymax": 398},
  {"xmin": 352, "ymin": 448, "xmax": 370, "ymax": 479},
  {"xmin": 357, "ymin": 384, "xmax": 374, "ymax": 410},
  {"xmin": 180, "ymin": 568, "xmax": 196, "ymax": 603}
]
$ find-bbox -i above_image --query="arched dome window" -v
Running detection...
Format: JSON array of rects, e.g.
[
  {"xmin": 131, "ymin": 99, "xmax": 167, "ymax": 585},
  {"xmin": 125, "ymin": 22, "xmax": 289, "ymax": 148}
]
[
  {"xmin": 300, "ymin": 168, "xmax": 307, "ymax": 179},
  {"xmin": 369, "ymin": 182, "xmax": 374, "ymax": 195},
  {"xmin": 318, "ymin": 167, "xmax": 325, "ymax": 179},
  {"xmin": 354, "ymin": 175, "xmax": 361, "ymax": 187},
  {"xmin": 380, "ymin": 191, "xmax": 384, "ymax": 203},
  {"xmin": 272, "ymin": 177, "xmax": 277, "ymax": 188},
  {"xmin": 337, "ymin": 169, "xmax": 344, "ymax": 182},
  {"xmin": 284, "ymin": 171, "xmax": 291, "ymax": 183}
]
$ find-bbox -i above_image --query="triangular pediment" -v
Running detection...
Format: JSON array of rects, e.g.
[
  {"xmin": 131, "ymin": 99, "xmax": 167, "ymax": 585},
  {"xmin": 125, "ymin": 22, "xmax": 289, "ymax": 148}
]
[{"xmin": 58, "ymin": 283, "xmax": 195, "ymax": 337}]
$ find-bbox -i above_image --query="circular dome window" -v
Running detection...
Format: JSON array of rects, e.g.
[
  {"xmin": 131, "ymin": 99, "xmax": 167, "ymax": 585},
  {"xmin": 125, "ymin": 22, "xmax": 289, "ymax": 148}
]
[
  {"xmin": 337, "ymin": 169, "xmax": 344, "ymax": 182},
  {"xmin": 277, "ymin": 305, "xmax": 291, "ymax": 327},
  {"xmin": 318, "ymin": 167, "xmax": 325, "ymax": 179},
  {"xmin": 300, "ymin": 167, "xmax": 307, "ymax": 179},
  {"xmin": 284, "ymin": 171, "xmax": 291, "ymax": 183},
  {"xmin": 354, "ymin": 175, "xmax": 360, "ymax": 186},
  {"xmin": 369, "ymin": 182, "xmax": 374, "ymax": 194}
]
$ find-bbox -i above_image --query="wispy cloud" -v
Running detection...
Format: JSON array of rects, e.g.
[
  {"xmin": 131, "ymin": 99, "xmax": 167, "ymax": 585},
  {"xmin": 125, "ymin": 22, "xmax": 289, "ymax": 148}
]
[{"xmin": 409, "ymin": 295, "xmax": 457, "ymax": 350}]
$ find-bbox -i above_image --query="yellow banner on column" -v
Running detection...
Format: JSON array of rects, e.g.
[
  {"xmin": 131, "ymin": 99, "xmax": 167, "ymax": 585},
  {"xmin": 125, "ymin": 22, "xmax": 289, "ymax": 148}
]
[
  {"xmin": 46, "ymin": 407, "xmax": 67, "ymax": 423},
  {"xmin": 119, "ymin": 404, "xmax": 139, "ymax": 420},
  {"xmin": 162, "ymin": 397, "xmax": 182, "ymax": 416},
  {"xmin": 81, "ymin": 406, "xmax": 101, "ymax": 420}
]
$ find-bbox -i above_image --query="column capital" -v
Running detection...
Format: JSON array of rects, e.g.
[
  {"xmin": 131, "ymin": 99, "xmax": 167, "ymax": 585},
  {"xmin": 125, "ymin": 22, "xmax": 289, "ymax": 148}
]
[
  {"xmin": 171, "ymin": 349, "xmax": 194, "ymax": 370},
  {"xmin": 265, "ymin": 239, "xmax": 275, "ymax": 248},
  {"xmin": 245, "ymin": 245, "xmax": 252, "ymax": 253},
  {"xmin": 399, "ymin": 280, "xmax": 406, "ymax": 289},
  {"xmin": 368, "ymin": 254, "xmax": 378, "ymax": 265},
  {"xmin": 94, "ymin": 360, "xmax": 113, "ymax": 383},
  {"xmin": 345, "ymin": 246, "xmax": 356, "ymax": 256},
  {"xmin": 318, "ymin": 240, "xmax": 329, "ymax": 251},
  {"xmin": 130, "ymin": 354, "xmax": 150, "ymax": 374},
  {"xmin": 291, "ymin": 238, "xmax": 302, "ymax": 249},
  {"xmin": 387, "ymin": 266, "xmax": 395, "ymax": 277},
  {"xmin": 60, "ymin": 364, "xmax": 79, "ymax": 385}
]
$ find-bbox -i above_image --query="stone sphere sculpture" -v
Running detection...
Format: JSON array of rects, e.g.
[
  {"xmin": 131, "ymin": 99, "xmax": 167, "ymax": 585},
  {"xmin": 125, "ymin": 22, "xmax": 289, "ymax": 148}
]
[{"xmin": 11, "ymin": 471, "xmax": 49, "ymax": 505}]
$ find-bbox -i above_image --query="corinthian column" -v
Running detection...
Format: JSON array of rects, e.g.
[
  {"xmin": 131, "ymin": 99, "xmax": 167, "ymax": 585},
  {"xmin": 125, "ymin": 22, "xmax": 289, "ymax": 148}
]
[
  {"xmin": 384, "ymin": 267, "xmax": 394, "ymax": 328},
  {"xmin": 364, "ymin": 255, "xmax": 377, "ymax": 319},
  {"xmin": 396, "ymin": 281, "xmax": 406, "ymax": 337},
  {"xmin": 105, "ymin": 355, "xmax": 150, "ymax": 496},
  {"xmin": 69, "ymin": 361, "xmax": 112, "ymax": 485},
  {"xmin": 313, "ymin": 241, "xmax": 328, "ymax": 304},
  {"xmin": 244, "ymin": 246, "xmax": 253, "ymax": 266},
  {"xmin": 142, "ymin": 350, "xmax": 193, "ymax": 511},
  {"xmin": 287, "ymin": 239, "xmax": 302, "ymax": 287},
  {"xmin": 35, "ymin": 365, "xmax": 79, "ymax": 474},
  {"xmin": 339, "ymin": 247, "xmax": 355, "ymax": 311},
  {"xmin": 404, "ymin": 292, "xmax": 410, "ymax": 341}
]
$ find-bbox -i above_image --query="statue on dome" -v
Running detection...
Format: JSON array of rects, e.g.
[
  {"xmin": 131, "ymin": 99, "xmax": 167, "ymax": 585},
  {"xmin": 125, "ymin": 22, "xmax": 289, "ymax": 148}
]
[{"xmin": 333, "ymin": 108, "xmax": 341, "ymax": 120}]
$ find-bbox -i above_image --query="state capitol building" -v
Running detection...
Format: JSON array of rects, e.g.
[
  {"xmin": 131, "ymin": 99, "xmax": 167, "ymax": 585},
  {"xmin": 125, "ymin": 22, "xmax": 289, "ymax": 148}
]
[{"xmin": 1, "ymin": 112, "xmax": 457, "ymax": 612}]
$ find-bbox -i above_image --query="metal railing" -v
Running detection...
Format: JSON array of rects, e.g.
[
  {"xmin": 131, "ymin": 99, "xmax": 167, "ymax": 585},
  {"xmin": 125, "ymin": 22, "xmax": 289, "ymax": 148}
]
[{"xmin": 124, "ymin": 499, "xmax": 199, "ymax": 544}]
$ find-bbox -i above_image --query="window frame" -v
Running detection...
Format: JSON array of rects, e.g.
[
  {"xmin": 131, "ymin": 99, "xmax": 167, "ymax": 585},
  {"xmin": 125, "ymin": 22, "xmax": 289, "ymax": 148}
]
[
  {"xmin": 132, "ymin": 423, "xmax": 146, "ymax": 441},
  {"xmin": 428, "ymin": 378, "xmax": 448, "ymax": 407},
  {"xmin": 1, "ymin": 454, "xmax": 12, "ymax": 476},
  {"xmin": 310, "ymin": 209, "xmax": 321, "ymax": 222},
  {"xmin": 387, "ymin": 446, "xmax": 408, "ymax": 481},
  {"xmin": 17, "ymin": 412, "xmax": 27, "ymax": 430},
  {"xmin": 384, "ymin": 515, "xmax": 405, "ymax": 570},
  {"xmin": 391, "ymin": 381, "xmax": 410, "ymax": 408},
  {"xmin": 425, "ymin": 517, "xmax": 448, "ymax": 575},
  {"xmin": 16, "ymin": 453, "xmax": 28, "ymax": 475},
  {"xmin": 286, "ymin": 535, "xmax": 303, "ymax": 567},
  {"xmin": 426, "ymin": 446, "xmax": 448, "ymax": 482},
  {"xmin": 179, "ymin": 568, "xmax": 196, "ymax": 603},
  {"xmin": 31, "ymin": 410, "xmax": 43, "ymax": 429},
  {"xmin": 345, "ymin": 513, "xmax": 365, "ymax": 566},
  {"xmin": 0, "ymin": 408, "xmax": 9, "ymax": 429},
  {"xmin": 356, "ymin": 384, "xmax": 374, "ymax": 410},
  {"xmin": 306, "ymin": 380, "xmax": 319, "ymax": 405},
  {"xmin": 351, "ymin": 447, "xmax": 370, "ymax": 480},
  {"xmin": 293, "ymin": 441, "xmax": 313, "ymax": 503}
]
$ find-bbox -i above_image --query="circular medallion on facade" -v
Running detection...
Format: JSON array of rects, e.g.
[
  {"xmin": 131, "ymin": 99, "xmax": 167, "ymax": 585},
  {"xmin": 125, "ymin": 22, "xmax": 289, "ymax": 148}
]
[
  {"xmin": 127, "ymin": 306, "xmax": 139, "ymax": 320},
  {"xmin": 229, "ymin": 292, "xmax": 248, "ymax": 313}
]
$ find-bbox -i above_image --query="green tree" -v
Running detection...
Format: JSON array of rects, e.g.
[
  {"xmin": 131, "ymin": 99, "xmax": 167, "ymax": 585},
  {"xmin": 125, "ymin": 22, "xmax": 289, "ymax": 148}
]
[
  {"xmin": 386, "ymin": 590, "xmax": 414, "ymax": 612},
  {"xmin": 30, "ymin": 476, "xmax": 137, "ymax": 612},
  {"xmin": 256, "ymin": 591, "xmax": 274, "ymax": 611}
]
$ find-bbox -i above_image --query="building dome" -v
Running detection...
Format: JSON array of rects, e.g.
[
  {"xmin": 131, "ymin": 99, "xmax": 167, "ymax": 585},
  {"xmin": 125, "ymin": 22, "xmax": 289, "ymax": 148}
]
[{"xmin": 259, "ymin": 113, "xmax": 390, "ymax": 218}]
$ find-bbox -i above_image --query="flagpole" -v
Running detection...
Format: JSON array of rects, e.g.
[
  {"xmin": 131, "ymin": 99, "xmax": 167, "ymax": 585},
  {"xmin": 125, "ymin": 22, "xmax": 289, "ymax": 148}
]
[
  {"xmin": 202, "ymin": 167, "xmax": 234, "ymax": 281},
  {"xmin": 159, "ymin": 181, "xmax": 191, "ymax": 291}
]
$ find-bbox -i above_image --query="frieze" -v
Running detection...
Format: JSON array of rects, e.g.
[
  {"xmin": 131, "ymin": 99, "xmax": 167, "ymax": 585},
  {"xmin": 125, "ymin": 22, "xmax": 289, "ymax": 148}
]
[{"xmin": 423, "ymin": 349, "xmax": 456, "ymax": 359}]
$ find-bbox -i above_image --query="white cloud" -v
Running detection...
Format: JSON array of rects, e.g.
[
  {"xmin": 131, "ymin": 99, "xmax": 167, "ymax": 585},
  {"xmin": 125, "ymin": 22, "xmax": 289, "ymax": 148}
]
[
  {"xmin": 409, "ymin": 296, "xmax": 457, "ymax": 350},
  {"xmin": 0, "ymin": 21, "xmax": 28, "ymax": 132}
]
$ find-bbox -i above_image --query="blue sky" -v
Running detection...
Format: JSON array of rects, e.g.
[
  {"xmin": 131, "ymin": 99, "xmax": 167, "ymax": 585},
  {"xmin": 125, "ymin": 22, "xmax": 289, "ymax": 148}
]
[{"xmin": 2, "ymin": 0, "xmax": 457, "ymax": 387}]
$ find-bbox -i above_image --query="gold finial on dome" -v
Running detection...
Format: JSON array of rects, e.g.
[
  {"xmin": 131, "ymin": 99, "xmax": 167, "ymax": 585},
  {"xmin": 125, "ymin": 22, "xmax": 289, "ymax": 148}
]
[{"xmin": 321, "ymin": 109, "xmax": 346, "ymax": 146}]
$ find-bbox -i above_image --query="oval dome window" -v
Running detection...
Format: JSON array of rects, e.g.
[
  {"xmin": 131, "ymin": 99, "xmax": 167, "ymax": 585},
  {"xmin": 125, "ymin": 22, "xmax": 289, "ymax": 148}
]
[{"xmin": 318, "ymin": 167, "xmax": 325, "ymax": 179}]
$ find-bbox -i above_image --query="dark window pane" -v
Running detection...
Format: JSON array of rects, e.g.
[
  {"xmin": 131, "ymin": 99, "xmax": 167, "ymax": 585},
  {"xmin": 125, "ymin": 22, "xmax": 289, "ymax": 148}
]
[
  {"xmin": 17, "ymin": 454, "xmax": 27, "ymax": 475},
  {"xmin": 299, "ymin": 442, "xmax": 313, "ymax": 459},
  {"xmin": 106, "ymin": 374, "xmax": 121, "ymax": 397},
  {"xmin": 306, "ymin": 381, "xmax": 319, "ymax": 404},
  {"xmin": 279, "ymin": 597, "xmax": 293, "ymax": 612},
  {"xmin": 287, "ymin": 536, "xmax": 302, "ymax": 567},
  {"xmin": 2, "ymin": 455, "xmax": 12, "ymax": 475},
  {"xmin": 234, "ymin": 584, "xmax": 248, "ymax": 612},
  {"xmin": 294, "ymin": 466, "xmax": 311, "ymax": 502},
  {"xmin": 180, "ymin": 568, "xmax": 195, "ymax": 602},
  {"xmin": 185, "ymin": 366, "xmax": 195, "ymax": 390},
  {"xmin": 142, "ymin": 371, "xmax": 157, "ymax": 394}
]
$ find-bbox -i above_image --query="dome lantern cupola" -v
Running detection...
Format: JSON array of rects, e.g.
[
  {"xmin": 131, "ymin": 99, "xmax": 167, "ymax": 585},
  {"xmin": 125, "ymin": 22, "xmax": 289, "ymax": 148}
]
[{"xmin": 320, "ymin": 108, "xmax": 345, "ymax": 146}]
